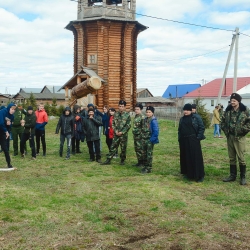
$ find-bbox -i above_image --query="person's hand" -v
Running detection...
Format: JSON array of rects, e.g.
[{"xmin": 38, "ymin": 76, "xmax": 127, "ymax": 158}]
[
  {"xmin": 6, "ymin": 120, "xmax": 11, "ymax": 126},
  {"xmin": 6, "ymin": 131, "xmax": 9, "ymax": 139},
  {"xmin": 20, "ymin": 119, "xmax": 25, "ymax": 126},
  {"xmin": 116, "ymin": 131, "xmax": 122, "ymax": 136}
]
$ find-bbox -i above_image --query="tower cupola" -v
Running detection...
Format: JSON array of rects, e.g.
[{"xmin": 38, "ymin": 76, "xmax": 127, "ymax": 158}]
[{"xmin": 77, "ymin": 0, "xmax": 136, "ymax": 21}]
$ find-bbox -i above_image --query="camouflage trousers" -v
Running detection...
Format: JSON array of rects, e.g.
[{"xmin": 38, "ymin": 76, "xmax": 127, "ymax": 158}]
[
  {"xmin": 142, "ymin": 138, "xmax": 154, "ymax": 171},
  {"xmin": 108, "ymin": 134, "xmax": 128, "ymax": 161},
  {"xmin": 133, "ymin": 134, "xmax": 143, "ymax": 162}
]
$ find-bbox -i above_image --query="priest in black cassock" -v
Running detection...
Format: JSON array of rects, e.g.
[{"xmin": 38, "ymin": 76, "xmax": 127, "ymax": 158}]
[{"xmin": 178, "ymin": 103, "xmax": 205, "ymax": 182}]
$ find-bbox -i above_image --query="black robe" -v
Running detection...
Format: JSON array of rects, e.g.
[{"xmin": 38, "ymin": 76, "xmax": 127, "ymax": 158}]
[{"xmin": 179, "ymin": 115, "xmax": 205, "ymax": 180}]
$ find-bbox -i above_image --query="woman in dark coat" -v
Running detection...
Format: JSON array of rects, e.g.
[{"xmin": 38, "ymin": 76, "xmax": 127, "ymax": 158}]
[{"xmin": 178, "ymin": 104, "xmax": 205, "ymax": 182}]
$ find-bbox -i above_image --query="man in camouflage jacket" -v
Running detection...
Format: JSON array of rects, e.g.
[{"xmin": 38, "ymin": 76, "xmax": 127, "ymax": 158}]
[
  {"xmin": 132, "ymin": 103, "xmax": 144, "ymax": 167},
  {"xmin": 221, "ymin": 93, "xmax": 250, "ymax": 185},
  {"xmin": 101, "ymin": 100, "xmax": 131, "ymax": 165}
]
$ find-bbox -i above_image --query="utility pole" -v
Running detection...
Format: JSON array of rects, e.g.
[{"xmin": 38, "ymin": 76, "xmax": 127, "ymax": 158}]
[
  {"xmin": 217, "ymin": 27, "xmax": 239, "ymax": 104},
  {"xmin": 233, "ymin": 27, "xmax": 239, "ymax": 93}
]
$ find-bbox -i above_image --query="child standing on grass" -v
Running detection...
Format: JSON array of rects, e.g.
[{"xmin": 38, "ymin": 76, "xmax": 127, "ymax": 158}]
[
  {"xmin": 55, "ymin": 107, "xmax": 74, "ymax": 160},
  {"xmin": 20, "ymin": 106, "xmax": 37, "ymax": 160},
  {"xmin": 141, "ymin": 106, "xmax": 159, "ymax": 174},
  {"xmin": 82, "ymin": 107, "xmax": 103, "ymax": 163},
  {"xmin": 0, "ymin": 103, "xmax": 16, "ymax": 168}
]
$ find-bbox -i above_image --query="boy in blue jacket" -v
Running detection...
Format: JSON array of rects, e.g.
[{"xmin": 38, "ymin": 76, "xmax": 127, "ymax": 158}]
[
  {"xmin": 141, "ymin": 106, "xmax": 159, "ymax": 174},
  {"xmin": 0, "ymin": 103, "xmax": 16, "ymax": 168}
]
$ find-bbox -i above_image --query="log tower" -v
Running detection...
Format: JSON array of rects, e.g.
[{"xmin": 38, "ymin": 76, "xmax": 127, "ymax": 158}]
[{"xmin": 63, "ymin": 0, "xmax": 147, "ymax": 110}]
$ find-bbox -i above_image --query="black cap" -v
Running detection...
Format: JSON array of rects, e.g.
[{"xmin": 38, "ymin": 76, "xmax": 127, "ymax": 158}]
[
  {"xmin": 191, "ymin": 104, "xmax": 196, "ymax": 109},
  {"xmin": 27, "ymin": 106, "xmax": 33, "ymax": 111},
  {"xmin": 183, "ymin": 104, "xmax": 192, "ymax": 111},
  {"xmin": 230, "ymin": 93, "xmax": 242, "ymax": 103},
  {"xmin": 118, "ymin": 100, "xmax": 126, "ymax": 106},
  {"xmin": 146, "ymin": 106, "xmax": 155, "ymax": 113},
  {"xmin": 135, "ymin": 103, "xmax": 143, "ymax": 110}
]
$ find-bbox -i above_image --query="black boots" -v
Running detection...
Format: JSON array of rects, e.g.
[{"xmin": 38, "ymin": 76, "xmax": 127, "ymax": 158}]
[
  {"xmin": 223, "ymin": 164, "xmax": 247, "ymax": 185},
  {"xmin": 240, "ymin": 165, "xmax": 247, "ymax": 185},
  {"xmin": 223, "ymin": 165, "xmax": 237, "ymax": 182}
]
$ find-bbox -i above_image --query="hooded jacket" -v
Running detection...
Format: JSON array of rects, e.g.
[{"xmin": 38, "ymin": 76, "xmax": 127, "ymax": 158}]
[
  {"xmin": 55, "ymin": 107, "xmax": 74, "ymax": 136},
  {"xmin": 0, "ymin": 103, "xmax": 16, "ymax": 133},
  {"xmin": 23, "ymin": 111, "xmax": 36, "ymax": 134},
  {"xmin": 221, "ymin": 103, "xmax": 250, "ymax": 139}
]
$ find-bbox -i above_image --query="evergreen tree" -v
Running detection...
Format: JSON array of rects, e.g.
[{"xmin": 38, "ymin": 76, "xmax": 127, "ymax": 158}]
[
  {"xmin": 57, "ymin": 105, "xmax": 65, "ymax": 116},
  {"xmin": 50, "ymin": 97, "xmax": 57, "ymax": 116},
  {"xmin": 195, "ymin": 98, "xmax": 210, "ymax": 129},
  {"xmin": 44, "ymin": 102, "xmax": 51, "ymax": 116},
  {"xmin": 29, "ymin": 93, "xmax": 37, "ymax": 110}
]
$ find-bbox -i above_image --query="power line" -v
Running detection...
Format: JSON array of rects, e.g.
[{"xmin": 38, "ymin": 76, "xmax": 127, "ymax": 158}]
[
  {"xmin": 240, "ymin": 32, "xmax": 250, "ymax": 38},
  {"xmin": 138, "ymin": 46, "xmax": 230, "ymax": 62},
  {"xmin": 70, "ymin": 1, "xmax": 235, "ymax": 32}
]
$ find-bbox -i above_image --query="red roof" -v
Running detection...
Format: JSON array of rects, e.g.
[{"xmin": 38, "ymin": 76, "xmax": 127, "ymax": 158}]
[{"xmin": 184, "ymin": 77, "xmax": 250, "ymax": 98}]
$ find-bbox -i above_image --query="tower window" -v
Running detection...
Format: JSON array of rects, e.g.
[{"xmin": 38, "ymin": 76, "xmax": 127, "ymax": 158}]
[
  {"xmin": 88, "ymin": 54, "xmax": 97, "ymax": 64},
  {"xmin": 88, "ymin": 0, "xmax": 103, "ymax": 6},
  {"xmin": 106, "ymin": 0, "xmax": 122, "ymax": 5}
]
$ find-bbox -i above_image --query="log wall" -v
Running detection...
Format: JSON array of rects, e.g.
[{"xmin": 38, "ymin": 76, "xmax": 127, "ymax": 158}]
[{"xmin": 72, "ymin": 20, "xmax": 142, "ymax": 110}]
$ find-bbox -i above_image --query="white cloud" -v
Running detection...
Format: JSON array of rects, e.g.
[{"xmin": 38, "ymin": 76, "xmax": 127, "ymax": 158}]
[
  {"xmin": 209, "ymin": 11, "xmax": 250, "ymax": 26},
  {"xmin": 212, "ymin": 0, "xmax": 250, "ymax": 8},
  {"xmin": 0, "ymin": 0, "xmax": 250, "ymax": 97}
]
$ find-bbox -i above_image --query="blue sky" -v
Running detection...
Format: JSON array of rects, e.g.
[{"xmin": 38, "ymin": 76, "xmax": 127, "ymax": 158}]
[{"xmin": 0, "ymin": 0, "xmax": 250, "ymax": 96}]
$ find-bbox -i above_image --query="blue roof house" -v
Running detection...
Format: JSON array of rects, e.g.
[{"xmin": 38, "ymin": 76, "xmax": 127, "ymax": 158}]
[{"xmin": 162, "ymin": 84, "xmax": 201, "ymax": 98}]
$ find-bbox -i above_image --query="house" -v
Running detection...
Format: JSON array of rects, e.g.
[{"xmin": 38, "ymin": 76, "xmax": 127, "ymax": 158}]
[
  {"xmin": 41, "ymin": 86, "xmax": 65, "ymax": 94},
  {"xmin": 137, "ymin": 96, "xmax": 174, "ymax": 108},
  {"xmin": 162, "ymin": 84, "xmax": 201, "ymax": 99},
  {"xmin": 19, "ymin": 88, "xmax": 42, "ymax": 93},
  {"xmin": 137, "ymin": 88, "xmax": 153, "ymax": 98},
  {"xmin": 183, "ymin": 77, "xmax": 250, "ymax": 112},
  {"xmin": 14, "ymin": 86, "xmax": 67, "ymax": 106},
  {"xmin": 13, "ymin": 93, "xmax": 67, "ymax": 106},
  {"xmin": 0, "ymin": 94, "xmax": 12, "ymax": 107}
]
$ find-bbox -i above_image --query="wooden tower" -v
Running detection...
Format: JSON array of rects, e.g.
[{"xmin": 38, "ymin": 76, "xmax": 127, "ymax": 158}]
[{"xmin": 61, "ymin": 0, "xmax": 147, "ymax": 109}]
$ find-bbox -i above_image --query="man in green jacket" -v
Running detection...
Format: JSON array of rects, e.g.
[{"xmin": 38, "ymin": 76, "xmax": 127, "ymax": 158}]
[
  {"xmin": 101, "ymin": 100, "xmax": 131, "ymax": 165},
  {"xmin": 12, "ymin": 104, "xmax": 26, "ymax": 156},
  {"xmin": 221, "ymin": 93, "xmax": 250, "ymax": 185}
]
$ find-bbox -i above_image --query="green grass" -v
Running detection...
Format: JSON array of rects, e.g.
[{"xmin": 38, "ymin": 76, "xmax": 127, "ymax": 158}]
[{"xmin": 1, "ymin": 118, "xmax": 250, "ymax": 249}]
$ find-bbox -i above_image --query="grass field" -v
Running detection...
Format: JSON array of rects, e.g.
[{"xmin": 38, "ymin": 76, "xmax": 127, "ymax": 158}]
[{"xmin": 1, "ymin": 118, "xmax": 250, "ymax": 250}]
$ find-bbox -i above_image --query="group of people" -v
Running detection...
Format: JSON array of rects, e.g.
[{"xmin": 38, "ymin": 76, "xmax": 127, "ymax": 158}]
[
  {"xmin": 1, "ymin": 93, "xmax": 248, "ymax": 182},
  {"xmin": 55, "ymin": 100, "xmax": 159, "ymax": 174},
  {"xmin": 179, "ymin": 93, "xmax": 250, "ymax": 185},
  {"xmin": 0, "ymin": 103, "xmax": 48, "ymax": 168},
  {"xmin": 0, "ymin": 100, "xmax": 159, "ymax": 174}
]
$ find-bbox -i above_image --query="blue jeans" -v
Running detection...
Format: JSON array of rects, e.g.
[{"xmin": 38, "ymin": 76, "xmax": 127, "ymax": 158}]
[{"xmin": 214, "ymin": 124, "xmax": 220, "ymax": 137}]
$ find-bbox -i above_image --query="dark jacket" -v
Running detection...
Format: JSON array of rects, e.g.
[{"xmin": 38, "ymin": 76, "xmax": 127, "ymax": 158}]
[
  {"xmin": 102, "ymin": 113, "xmax": 109, "ymax": 135},
  {"xmin": 23, "ymin": 112, "xmax": 36, "ymax": 134},
  {"xmin": 13, "ymin": 107, "xmax": 25, "ymax": 127},
  {"xmin": 0, "ymin": 103, "xmax": 16, "ymax": 133},
  {"xmin": 178, "ymin": 113, "xmax": 205, "ymax": 141},
  {"xmin": 72, "ymin": 105, "xmax": 84, "ymax": 140},
  {"xmin": 221, "ymin": 103, "xmax": 250, "ymax": 139},
  {"xmin": 82, "ymin": 114, "xmax": 102, "ymax": 141},
  {"xmin": 55, "ymin": 107, "xmax": 74, "ymax": 136}
]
